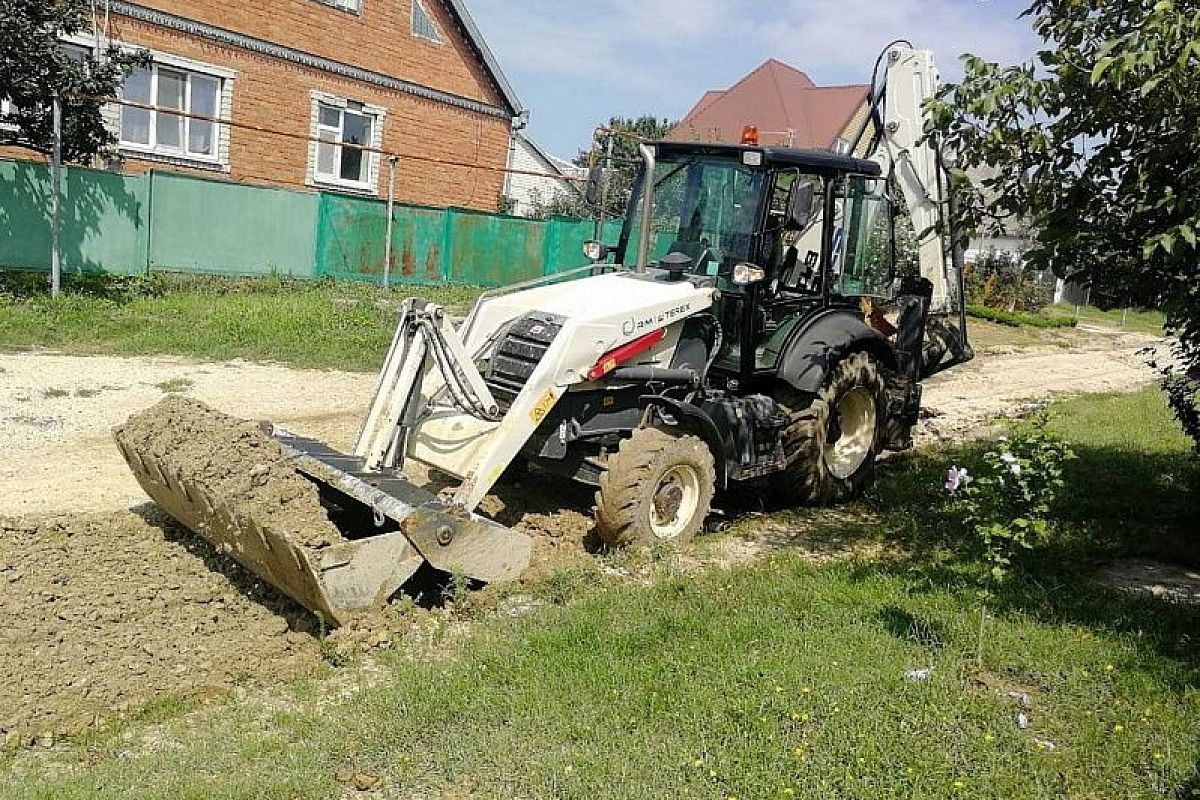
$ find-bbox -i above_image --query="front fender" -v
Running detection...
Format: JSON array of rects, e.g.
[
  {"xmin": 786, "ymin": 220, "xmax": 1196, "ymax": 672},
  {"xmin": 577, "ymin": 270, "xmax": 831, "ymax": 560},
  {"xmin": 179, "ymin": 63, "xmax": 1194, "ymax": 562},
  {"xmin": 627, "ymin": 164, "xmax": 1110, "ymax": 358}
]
[
  {"xmin": 639, "ymin": 394, "xmax": 730, "ymax": 489},
  {"xmin": 777, "ymin": 310, "xmax": 897, "ymax": 394}
]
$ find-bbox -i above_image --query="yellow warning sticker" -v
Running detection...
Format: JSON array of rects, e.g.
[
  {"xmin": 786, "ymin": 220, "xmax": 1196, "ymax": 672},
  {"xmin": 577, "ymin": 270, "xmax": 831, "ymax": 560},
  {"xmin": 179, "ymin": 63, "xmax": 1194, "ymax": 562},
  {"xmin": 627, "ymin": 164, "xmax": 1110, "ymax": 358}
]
[{"xmin": 530, "ymin": 388, "xmax": 557, "ymax": 424}]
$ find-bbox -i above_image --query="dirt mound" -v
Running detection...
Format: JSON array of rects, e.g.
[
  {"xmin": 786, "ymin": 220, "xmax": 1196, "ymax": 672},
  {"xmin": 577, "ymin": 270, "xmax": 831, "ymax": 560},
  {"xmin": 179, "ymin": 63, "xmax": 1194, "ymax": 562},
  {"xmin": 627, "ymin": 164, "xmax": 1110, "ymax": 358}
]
[
  {"xmin": 0, "ymin": 510, "xmax": 321, "ymax": 743},
  {"xmin": 113, "ymin": 396, "xmax": 343, "ymax": 550}
]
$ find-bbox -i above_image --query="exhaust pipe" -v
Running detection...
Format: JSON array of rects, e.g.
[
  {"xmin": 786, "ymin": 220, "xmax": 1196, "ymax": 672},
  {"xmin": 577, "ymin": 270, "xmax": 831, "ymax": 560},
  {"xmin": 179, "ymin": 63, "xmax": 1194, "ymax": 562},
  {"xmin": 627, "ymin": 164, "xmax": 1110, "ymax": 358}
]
[{"xmin": 635, "ymin": 143, "xmax": 656, "ymax": 273}]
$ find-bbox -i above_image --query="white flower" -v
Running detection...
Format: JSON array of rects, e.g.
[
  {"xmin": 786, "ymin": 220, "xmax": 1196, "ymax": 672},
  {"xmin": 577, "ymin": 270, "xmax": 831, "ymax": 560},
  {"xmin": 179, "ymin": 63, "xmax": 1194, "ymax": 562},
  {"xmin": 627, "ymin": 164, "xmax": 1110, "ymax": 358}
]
[{"xmin": 945, "ymin": 466, "xmax": 970, "ymax": 493}]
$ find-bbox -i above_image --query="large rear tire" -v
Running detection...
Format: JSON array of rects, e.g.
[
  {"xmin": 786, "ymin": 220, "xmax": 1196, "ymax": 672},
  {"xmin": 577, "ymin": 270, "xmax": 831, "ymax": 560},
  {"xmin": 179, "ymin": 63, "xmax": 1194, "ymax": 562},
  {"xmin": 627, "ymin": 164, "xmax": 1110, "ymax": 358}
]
[
  {"xmin": 595, "ymin": 428, "xmax": 716, "ymax": 548},
  {"xmin": 771, "ymin": 351, "xmax": 886, "ymax": 505}
]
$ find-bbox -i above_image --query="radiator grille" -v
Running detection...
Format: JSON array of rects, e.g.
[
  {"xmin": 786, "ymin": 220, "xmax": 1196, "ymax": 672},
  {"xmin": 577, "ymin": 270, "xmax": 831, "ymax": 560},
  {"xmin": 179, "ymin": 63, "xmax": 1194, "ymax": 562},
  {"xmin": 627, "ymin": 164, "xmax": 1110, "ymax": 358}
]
[{"xmin": 485, "ymin": 313, "xmax": 563, "ymax": 408}]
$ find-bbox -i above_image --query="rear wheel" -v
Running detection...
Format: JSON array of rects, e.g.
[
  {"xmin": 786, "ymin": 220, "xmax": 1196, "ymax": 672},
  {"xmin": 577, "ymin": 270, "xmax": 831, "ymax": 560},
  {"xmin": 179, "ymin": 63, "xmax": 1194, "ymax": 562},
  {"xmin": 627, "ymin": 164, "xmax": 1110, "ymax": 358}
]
[
  {"xmin": 595, "ymin": 428, "xmax": 716, "ymax": 548},
  {"xmin": 771, "ymin": 351, "xmax": 886, "ymax": 505}
]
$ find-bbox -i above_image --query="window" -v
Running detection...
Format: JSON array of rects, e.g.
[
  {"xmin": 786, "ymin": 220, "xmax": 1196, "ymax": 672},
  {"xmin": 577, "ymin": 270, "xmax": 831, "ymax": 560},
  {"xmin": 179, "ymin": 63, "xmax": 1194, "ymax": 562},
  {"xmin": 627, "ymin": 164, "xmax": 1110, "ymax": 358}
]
[
  {"xmin": 835, "ymin": 176, "xmax": 894, "ymax": 298},
  {"xmin": 313, "ymin": 99, "xmax": 382, "ymax": 189},
  {"xmin": 317, "ymin": 0, "xmax": 361, "ymax": 12},
  {"xmin": 412, "ymin": 0, "xmax": 444, "ymax": 42},
  {"xmin": 620, "ymin": 153, "xmax": 765, "ymax": 277},
  {"xmin": 0, "ymin": 98, "xmax": 16, "ymax": 133},
  {"xmin": 119, "ymin": 64, "xmax": 222, "ymax": 161}
]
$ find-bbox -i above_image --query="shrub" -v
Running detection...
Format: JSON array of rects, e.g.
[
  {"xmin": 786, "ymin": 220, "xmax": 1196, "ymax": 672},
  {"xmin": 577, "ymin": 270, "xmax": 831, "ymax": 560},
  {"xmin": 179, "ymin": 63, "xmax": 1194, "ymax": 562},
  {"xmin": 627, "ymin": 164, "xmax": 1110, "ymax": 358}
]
[
  {"xmin": 965, "ymin": 249, "xmax": 1056, "ymax": 313},
  {"xmin": 967, "ymin": 305, "xmax": 1076, "ymax": 329},
  {"xmin": 945, "ymin": 414, "xmax": 1075, "ymax": 660}
]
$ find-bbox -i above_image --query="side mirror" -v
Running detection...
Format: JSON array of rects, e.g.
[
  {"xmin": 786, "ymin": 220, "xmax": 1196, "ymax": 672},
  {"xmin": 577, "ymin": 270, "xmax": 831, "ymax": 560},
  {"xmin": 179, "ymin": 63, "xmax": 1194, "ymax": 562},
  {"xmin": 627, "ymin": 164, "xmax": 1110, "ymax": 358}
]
[
  {"xmin": 785, "ymin": 182, "xmax": 816, "ymax": 231},
  {"xmin": 585, "ymin": 165, "xmax": 605, "ymax": 206}
]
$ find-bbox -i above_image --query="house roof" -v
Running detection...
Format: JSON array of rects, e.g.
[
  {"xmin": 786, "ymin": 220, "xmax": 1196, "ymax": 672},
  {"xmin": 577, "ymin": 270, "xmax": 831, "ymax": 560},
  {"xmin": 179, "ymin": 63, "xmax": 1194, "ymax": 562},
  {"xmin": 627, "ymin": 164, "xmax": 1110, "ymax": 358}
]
[
  {"xmin": 669, "ymin": 59, "xmax": 868, "ymax": 149},
  {"xmin": 442, "ymin": 0, "xmax": 524, "ymax": 117},
  {"xmin": 518, "ymin": 134, "xmax": 583, "ymax": 180}
]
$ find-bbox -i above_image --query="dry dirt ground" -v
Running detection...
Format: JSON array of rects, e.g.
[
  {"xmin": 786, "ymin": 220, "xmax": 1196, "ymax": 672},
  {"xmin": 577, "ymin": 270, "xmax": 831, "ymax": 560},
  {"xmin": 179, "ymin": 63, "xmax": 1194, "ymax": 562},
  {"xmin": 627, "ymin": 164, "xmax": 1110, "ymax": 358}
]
[{"xmin": 0, "ymin": 327, "xmax": 1167, "ymax": 742}]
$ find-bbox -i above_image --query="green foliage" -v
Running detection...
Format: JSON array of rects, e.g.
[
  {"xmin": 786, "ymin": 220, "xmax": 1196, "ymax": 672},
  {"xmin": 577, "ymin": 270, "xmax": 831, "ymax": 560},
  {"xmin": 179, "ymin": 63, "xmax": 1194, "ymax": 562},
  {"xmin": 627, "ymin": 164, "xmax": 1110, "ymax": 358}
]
[
  {"xmin": 967, "ymin": 305, "xmax": 1075, "ymax": 329},
  {"xmin": 571, "ymin": 115, "xmax": 676, "ymax": 221},
  {"xmin": 523, "ymin": 186, "xmax": 591, "ymax": 220},
  {"xmin": 926, "ymin": 0, "xmax": 1200, "ymax": 443},
  {"xmin": 0, "ymin": 0, "xmax": 147, "ymax": 161},
  {"xmin": 948, "ymin": 415, "xmax": 1075, "ymax": 585},
  {"xmin": 966, "ymin": 250, "xmax": 1054, "ymax": 312},
  {"xmin": 495, "ymin": 193, "xmax": 518, "ymax": 215}
]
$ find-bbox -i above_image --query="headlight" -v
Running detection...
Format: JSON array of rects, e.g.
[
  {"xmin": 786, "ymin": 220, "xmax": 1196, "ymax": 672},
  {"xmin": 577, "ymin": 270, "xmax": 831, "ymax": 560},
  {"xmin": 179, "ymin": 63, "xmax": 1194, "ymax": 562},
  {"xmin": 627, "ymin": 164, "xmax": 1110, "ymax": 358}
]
[
  {"xmin": 583, "ymin": 240, "xmax": 609, "ymax": 262},
  {"xmin": 732, "ymin": 262, "xmax": 766, "ymax": 285}
]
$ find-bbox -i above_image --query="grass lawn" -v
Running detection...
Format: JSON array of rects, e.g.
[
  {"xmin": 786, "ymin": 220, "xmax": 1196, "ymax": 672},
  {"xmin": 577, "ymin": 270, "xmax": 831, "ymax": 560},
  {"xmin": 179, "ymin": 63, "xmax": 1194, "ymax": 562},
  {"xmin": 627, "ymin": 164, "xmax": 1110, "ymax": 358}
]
[
  {"xmin": 0, "ymin": 272, "xmax": 483, "ymax": 372},
  {"xmin": 3, "ymin": 388, "xmax": 1196, "ymax": 799},
  {"xmin": 1052, "ymin": 304, "xmax": 1167, "ymax": 336}
]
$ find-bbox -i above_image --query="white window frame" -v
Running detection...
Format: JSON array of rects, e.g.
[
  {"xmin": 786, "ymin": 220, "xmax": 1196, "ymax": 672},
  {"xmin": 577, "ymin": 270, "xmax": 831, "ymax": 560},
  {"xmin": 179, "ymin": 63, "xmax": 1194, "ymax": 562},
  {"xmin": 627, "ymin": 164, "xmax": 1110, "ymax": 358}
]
[
  {"xmin": 308, "ymin": 92, "xmax": 385, "ymax": 193},
  {"xmin": 0, "ymin": 98, "xmax": 16, "ymax": 133},
  {"xmin": 119, "ymin": 63, "xmax": 224, "ymax": 164},
  {"xmin": 316, "ymin": 0, "xmax": 362, "ymax": 14},
  {"xmin": 411, "ymin": 0, "xmax": 445, "ymax": 43}
]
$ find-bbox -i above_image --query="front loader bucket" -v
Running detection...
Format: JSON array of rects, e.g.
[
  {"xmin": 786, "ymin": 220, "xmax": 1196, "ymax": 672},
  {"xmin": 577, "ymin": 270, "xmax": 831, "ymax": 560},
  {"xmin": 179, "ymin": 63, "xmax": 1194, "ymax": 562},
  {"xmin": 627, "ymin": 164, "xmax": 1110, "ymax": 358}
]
[{"xmin": 113, "ymin": 398, "xmax": 531, "ymax": 625}]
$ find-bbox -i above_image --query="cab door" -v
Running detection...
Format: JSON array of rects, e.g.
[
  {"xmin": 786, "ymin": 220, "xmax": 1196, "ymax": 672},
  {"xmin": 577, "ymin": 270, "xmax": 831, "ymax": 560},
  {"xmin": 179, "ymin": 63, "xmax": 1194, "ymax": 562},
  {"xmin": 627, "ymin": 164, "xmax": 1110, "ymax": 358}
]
[{"xmin": 830, "ymin": 176, "xmax": 896, "ymax": 300}]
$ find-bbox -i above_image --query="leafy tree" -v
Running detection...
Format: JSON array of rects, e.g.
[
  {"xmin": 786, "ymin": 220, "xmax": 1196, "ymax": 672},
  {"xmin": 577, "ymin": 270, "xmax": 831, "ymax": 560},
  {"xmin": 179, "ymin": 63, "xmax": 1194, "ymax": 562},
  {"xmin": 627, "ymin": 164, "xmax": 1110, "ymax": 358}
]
[
  {"xmin": 927, "ymin": 0, "xmax": 1200, "ymax": 445},
  {"xmin": 0, "ymin": 0, "xmax": 145, "ymax": 161},
  {"xmin": 573, "ymin": 115, "xmax": 676, "ymax": 220},
  {"xmin": 523, "ymin": 187, "xmax": 590, "ymax": 221}
]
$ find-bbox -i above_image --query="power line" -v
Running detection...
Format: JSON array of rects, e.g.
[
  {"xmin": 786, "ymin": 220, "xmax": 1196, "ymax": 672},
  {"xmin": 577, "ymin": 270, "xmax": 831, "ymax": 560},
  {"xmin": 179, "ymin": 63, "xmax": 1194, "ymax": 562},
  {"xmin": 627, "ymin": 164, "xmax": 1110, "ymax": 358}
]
[{"xmin": 70, "ymin": 94, "xmax": 586, "ymax": 185}]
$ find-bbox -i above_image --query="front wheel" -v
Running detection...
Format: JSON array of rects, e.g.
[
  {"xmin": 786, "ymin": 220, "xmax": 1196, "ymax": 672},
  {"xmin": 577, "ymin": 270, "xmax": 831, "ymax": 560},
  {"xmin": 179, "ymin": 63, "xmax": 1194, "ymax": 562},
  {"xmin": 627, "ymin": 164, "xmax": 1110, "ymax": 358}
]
[
  {"xmin": 771, "ymin": 351, "xmax": 886, "ymax": 505},
  {"xmin": 594, "ymin": 428, "xmax": 716, "ymax": 548}
]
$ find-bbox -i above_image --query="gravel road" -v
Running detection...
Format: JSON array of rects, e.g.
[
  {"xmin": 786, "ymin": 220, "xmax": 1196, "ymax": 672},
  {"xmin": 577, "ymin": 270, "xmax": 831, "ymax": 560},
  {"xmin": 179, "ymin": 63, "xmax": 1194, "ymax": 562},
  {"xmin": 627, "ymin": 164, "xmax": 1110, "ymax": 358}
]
[{"xmin": 1, "ymin": 331, "xmax": 1159, "ymax": 517}]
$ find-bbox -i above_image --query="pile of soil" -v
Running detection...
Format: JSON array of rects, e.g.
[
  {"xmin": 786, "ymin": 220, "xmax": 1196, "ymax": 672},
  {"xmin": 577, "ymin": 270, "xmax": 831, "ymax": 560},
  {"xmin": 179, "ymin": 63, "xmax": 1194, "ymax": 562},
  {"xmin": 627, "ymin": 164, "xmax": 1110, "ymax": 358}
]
[
  {"xmin": 0, "ymin": 509, "xmax": 321, "ymax": 742},
  {"xmin": 113, "ymin": 396, "xmax": 344, "ymax": 549}
]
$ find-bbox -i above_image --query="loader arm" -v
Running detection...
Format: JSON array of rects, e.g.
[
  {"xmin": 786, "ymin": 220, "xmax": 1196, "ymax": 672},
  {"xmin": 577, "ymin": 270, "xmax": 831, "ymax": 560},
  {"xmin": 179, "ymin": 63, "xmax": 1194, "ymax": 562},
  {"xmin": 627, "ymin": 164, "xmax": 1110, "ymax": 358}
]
[{"xmin": 357, "ymin": 274, "xmax": 717, "ymax": 514}]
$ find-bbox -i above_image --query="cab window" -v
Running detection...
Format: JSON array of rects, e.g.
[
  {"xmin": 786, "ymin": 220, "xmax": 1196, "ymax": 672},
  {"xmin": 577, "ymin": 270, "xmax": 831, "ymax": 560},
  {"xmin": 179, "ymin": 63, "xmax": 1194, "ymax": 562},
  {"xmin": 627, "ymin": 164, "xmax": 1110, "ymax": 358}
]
[
  {"xmin": 834, "ymin": 176, "xmax": 894, "ymax": 298},
  {"xmin": 765, "ymin": 170, "xmax": 824, "ymax": 294}
]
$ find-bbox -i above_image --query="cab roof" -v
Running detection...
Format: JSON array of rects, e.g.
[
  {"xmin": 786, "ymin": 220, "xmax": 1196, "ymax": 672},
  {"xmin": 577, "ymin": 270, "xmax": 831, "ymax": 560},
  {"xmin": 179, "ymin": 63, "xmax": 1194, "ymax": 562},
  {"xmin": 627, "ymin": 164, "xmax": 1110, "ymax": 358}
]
[{"xmin": 652, "ymin": 140, "xmax": 881, "ymax": 177}]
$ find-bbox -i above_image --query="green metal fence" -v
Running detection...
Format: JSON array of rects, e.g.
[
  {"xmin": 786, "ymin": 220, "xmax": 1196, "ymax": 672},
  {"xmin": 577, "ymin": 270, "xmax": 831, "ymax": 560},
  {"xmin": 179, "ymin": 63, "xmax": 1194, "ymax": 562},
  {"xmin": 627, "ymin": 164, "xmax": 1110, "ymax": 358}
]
[{"xmin": 0, "ymin": 158, "xmax": 622, "ymax": 286}]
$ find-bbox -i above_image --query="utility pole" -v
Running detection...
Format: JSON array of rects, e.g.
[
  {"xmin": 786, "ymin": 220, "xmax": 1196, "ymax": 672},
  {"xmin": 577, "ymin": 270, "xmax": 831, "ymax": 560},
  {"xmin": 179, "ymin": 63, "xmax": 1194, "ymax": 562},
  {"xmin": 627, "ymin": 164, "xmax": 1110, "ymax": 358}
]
[
  {"xmin": 382, "ymin": 155, "xmax": 398, "ymax": 288},
  {"xmin": 595, "ymin": 130, "xmax": 614, "ymax": 242},
  {"xmin": 50, "ymin": 94, "xmax": 63, "ymax": 299}
]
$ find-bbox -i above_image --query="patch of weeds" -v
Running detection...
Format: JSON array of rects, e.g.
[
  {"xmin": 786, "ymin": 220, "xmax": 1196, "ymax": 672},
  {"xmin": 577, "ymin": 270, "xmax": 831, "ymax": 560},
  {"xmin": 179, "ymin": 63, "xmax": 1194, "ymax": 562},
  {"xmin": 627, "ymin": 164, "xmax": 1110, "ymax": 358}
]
[
  {"xmin": 316, "ymin": 619, "xmax": 351, "ymax": 669},
  {"xmin": 41, "ymin": 387, "xmax": 69, "ymax": 399},
  {"xmin": 441, "ymin": 571, "xmax": 473, "ymax": 613},
  {"xmin": 73, "ymin": 387, "xmax": 102, "ymax": 398},
  {"xmin": 155, "ymin": 378, "xmax": 193, "ymax": 394},
  {"xmin": 529, "ymin": 562, "xmax": 608, "ymax": 605}
]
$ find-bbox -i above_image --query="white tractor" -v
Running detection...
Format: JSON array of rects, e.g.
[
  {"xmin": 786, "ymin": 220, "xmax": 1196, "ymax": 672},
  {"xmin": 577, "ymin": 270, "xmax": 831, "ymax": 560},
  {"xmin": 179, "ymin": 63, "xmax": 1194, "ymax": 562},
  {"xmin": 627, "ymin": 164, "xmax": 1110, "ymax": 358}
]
[{"xmin": 120, "ymin": 44, "xmax": 972, "ymax": 623}]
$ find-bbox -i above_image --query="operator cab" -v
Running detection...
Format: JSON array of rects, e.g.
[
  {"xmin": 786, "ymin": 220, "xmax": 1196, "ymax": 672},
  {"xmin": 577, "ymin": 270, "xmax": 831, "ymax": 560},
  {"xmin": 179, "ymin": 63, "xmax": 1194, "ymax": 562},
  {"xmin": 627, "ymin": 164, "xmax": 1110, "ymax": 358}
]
[{"xmin": 610, "ymin": 141, "xmax": 900, "ymax": 385}]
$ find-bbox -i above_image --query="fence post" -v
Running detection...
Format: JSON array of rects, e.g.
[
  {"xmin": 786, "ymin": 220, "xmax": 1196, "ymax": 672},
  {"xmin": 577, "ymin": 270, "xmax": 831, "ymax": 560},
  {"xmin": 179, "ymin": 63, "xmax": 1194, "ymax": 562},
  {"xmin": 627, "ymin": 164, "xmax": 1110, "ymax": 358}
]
[
  {"xmin": 50, "ymin": 94, "xmax": 63, "ymax": 298},
  {"xmin": 382, "ymin": 155, "xmax": 398, "ymax": 288},
  {"xmin": 440, "ymin": 208, "xmax": 455, "ymax": 285}
]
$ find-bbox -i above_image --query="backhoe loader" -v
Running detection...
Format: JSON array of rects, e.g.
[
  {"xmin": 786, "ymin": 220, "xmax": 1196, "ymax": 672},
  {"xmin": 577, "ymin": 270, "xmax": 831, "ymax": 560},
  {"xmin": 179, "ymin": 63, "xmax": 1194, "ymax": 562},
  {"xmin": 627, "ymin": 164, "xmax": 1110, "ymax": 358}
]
[{"xmin": 117, "ymin": 44, "xmax": 972, "ymax": 624}]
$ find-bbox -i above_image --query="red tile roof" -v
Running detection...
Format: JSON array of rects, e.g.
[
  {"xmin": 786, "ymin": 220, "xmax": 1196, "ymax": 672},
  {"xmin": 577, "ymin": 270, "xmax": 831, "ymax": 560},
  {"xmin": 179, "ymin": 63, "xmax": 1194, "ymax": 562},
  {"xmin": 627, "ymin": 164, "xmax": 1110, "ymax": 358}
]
[{"xmin": 669, "ymin": 59, "xmax": 869, "ymax": 149}]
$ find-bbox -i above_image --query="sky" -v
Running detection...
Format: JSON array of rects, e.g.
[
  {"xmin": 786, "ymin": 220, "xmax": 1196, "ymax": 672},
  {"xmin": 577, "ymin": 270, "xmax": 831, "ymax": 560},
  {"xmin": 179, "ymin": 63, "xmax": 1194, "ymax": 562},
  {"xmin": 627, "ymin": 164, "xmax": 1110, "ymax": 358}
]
[{"xmin": 466, "ymin": 0, "xmax": 1043, "ymax": 158}]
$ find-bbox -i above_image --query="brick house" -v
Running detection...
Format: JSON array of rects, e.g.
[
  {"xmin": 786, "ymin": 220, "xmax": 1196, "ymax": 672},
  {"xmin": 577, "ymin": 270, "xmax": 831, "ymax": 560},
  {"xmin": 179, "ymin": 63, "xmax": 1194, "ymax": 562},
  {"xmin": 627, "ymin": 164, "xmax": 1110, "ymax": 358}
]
[
  {"xmin": 53, "ymin": 0, "xmax": 524, "ymax": 210},
  {"xmin": 669, "ymin": 59, "xmax": 869, "ymax": 154}
]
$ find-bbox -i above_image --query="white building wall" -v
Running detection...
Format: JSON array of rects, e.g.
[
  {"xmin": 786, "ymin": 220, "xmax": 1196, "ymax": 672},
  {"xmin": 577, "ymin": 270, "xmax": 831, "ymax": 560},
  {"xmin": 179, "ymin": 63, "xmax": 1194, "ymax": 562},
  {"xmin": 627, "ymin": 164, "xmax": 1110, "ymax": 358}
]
[{"xmin": 504, "ymin": 136, "xmax": 580, "ymax": 217}]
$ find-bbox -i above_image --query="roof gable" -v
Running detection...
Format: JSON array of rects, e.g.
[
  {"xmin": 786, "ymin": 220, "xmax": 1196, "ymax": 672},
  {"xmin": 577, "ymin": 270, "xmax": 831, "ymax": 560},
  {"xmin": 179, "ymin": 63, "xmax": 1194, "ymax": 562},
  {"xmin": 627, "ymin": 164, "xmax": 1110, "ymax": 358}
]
[
  {"xmin": 441, "ymin": 0, "xmax": 523, "ymax": 116},
  {"xmin": 671, "ymin": 58, "xmax": 867, "ymax": 149}
]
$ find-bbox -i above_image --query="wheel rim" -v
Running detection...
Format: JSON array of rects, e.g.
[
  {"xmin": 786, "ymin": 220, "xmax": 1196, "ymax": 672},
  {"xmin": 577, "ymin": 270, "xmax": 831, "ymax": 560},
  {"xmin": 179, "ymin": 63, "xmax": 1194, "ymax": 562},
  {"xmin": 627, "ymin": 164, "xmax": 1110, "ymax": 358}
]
[
  {"xmin": 649, "ymin": 464, "xmax": 702, "ymax": 540},
  {"xmin": 825, "ymin": 387, "xmax": 877, "ymax": 480}
]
